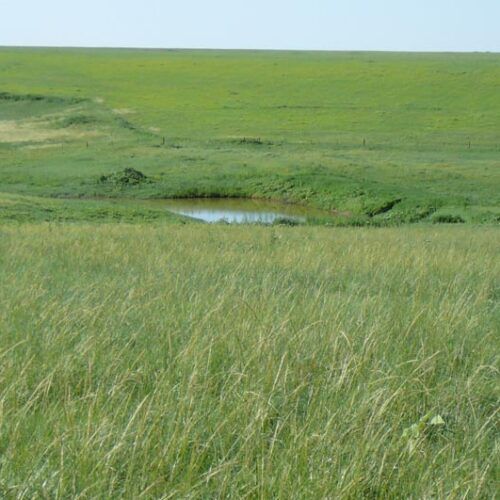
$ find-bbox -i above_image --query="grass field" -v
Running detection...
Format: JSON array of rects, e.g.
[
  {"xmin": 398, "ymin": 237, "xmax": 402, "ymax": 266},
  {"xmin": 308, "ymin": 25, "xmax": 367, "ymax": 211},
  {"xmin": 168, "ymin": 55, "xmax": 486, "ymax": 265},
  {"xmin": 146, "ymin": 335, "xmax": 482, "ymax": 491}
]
[
  {"xmin": 0, "ymin": 48, "xmax": 499, "ymax": 497},
  {"xmin": 1, "ymin": 48, "xmax": 499, "ymax": 223},
  {"xmin": 0, "ymin": 224, "xmax": 498, "ymax": 497}
]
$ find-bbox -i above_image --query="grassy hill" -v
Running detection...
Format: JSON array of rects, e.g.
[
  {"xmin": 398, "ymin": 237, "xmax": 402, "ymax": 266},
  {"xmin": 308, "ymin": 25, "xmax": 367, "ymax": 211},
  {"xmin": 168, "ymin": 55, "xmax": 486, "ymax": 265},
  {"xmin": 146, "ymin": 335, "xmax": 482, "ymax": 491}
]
[{"xmin": 1, "ymin": 48, "xmax": 499, "ymax": 223}]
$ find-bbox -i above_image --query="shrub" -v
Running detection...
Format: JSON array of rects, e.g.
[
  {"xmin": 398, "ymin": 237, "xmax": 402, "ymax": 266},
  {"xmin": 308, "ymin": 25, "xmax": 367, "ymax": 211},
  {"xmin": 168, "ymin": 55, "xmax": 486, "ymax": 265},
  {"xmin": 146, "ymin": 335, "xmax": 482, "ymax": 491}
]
[
  {"xmin": 432, "ymin": 213, "xmax": 465, "ymax": 224},
  {"xmin": 99, "ymin": 168, "xmax": 149, "ymax": 186},
  {"xmin": 272, "ymin": 217, "xmax": 300, "ymax": 226}
]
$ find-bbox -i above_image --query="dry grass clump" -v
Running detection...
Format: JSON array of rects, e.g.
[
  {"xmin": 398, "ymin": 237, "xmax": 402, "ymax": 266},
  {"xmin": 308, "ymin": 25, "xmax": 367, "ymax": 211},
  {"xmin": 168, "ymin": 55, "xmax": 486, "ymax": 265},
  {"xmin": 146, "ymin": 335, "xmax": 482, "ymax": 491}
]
[{"xmin": 0, "ymin": 117, "xmax": 100, "ymax": 143}]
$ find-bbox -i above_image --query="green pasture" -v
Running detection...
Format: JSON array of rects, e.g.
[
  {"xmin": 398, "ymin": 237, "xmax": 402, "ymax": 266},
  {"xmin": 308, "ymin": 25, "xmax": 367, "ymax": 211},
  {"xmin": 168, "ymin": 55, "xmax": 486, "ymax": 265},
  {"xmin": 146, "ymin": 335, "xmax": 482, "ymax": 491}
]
[{"xmin": 0, "ymin": 48, "xmax": 499, "ymax": 223}]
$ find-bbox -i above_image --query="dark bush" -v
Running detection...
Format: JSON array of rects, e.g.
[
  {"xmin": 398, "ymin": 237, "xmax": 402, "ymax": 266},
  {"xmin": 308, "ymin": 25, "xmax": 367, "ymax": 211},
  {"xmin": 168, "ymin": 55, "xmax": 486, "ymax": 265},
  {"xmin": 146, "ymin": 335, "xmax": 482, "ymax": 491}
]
[
  {"xmin": 0, "ymin": 92, "xmax": 83, "ymax": 104},
  {"xmin": 366, "ymin": 198, "xmax": 402, "ymax": 217},
  {"xmin": 272, "ymin": 217, "xmax": 300, "ymax": 226},
  {"xmin": 432, "ymin": 213, "xmax": 465, "ymax": 224},
  {"xmin": 99, "ymin": 168, "xmax": 149, "ymax": 185}
]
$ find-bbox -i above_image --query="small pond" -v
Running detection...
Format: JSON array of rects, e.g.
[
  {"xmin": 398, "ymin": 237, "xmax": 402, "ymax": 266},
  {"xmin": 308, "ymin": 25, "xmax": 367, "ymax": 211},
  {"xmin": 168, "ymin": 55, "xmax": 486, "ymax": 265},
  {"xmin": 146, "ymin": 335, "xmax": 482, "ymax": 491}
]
[{"xmin": 160, "ymin": 198, "xmax": 329, "ymax": 224}]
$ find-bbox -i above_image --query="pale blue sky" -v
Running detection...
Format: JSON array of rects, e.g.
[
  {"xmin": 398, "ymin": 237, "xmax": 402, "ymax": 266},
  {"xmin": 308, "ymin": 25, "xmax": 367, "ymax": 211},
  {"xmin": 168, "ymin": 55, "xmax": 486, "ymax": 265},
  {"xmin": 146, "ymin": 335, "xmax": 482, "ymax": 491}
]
[{"xmin": 0, "ymin": 0, "xmax": 499, "ymax": 52}]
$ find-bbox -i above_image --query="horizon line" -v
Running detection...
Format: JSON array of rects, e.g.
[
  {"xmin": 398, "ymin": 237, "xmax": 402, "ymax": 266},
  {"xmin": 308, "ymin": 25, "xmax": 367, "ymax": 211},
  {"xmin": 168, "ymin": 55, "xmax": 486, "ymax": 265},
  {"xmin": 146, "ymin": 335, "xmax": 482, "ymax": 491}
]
[{"xmin": 0, "ymin": 44, "xmax": 498, "ymax": 55}]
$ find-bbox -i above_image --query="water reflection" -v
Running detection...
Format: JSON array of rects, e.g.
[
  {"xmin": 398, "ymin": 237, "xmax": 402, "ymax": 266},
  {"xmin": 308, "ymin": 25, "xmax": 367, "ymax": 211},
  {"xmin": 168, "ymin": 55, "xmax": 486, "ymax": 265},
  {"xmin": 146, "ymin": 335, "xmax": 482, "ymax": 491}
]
[{"xmin": 162, "ymin": 198, "xmax": 321, "ymax": 224}]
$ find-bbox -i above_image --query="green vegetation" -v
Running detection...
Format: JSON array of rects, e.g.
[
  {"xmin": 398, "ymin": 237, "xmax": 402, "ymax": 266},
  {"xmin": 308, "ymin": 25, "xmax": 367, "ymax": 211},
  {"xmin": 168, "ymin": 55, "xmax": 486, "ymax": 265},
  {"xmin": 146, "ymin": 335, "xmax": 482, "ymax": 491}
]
[
  {"xmin": 0, "ymin": 48, "xmax": 499, "ymax": 223},
  {"xmin": 0, "ymin": 48, "xmax": 498, "ymax": 496},
  {"xmin": 0, "ymin": 192, "xmax": 191, "ymax": 224},
  {"xmin": 0, "ymin": 225, "xmax": 498, "ymax": 497}
]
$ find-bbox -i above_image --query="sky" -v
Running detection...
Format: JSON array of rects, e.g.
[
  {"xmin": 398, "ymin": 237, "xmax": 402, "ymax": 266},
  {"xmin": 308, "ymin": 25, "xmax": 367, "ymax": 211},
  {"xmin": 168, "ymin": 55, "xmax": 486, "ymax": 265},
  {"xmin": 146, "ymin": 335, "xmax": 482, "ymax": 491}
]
[{"xmin": 0, "ymin": 0, "xmax": 499, "ymax": 52}]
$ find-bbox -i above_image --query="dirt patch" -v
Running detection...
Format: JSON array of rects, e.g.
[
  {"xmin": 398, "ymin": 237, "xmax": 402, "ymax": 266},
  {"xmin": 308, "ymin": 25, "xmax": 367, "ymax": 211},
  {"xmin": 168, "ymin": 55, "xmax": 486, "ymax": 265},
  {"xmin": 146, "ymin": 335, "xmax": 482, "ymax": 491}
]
[
  {"xmin": 0, "ymin": 118, "xmax": 99, "ymax": 143},
  {"xmin": 21, "ymin": 143, "xmax": 64, "ymax": 151},
  {"xmin": 0, "ymin": 119, "xmax": 71, "ymax": 143},
  {"xmin": 113, "ymin": 108, "xmax": 135, "ymax": 115}
]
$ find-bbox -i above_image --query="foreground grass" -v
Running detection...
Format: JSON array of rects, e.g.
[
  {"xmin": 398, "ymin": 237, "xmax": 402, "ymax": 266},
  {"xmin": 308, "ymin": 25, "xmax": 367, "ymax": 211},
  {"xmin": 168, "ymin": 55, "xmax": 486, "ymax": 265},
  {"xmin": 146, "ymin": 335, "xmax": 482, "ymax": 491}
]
[{"xmin": 0, "ymin": 224, "xmax": 498, "ymax": 497}]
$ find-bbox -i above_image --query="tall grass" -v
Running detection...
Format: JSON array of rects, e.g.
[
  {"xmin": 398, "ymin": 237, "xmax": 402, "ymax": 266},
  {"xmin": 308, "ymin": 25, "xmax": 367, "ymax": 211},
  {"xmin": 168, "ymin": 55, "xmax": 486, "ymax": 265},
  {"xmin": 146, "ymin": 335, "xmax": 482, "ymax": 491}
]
[{"xmin": 0, "ymin": 224, "xmax": 498, "ymax": 497}]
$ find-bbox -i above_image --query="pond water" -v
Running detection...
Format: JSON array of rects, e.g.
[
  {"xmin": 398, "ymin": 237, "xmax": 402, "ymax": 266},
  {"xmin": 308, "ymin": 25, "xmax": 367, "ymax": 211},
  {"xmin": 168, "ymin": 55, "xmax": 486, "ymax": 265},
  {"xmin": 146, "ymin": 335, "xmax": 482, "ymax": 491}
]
[{"xmin": 160, "ymin": 198, "xmax": 328, "ymax": 224}]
